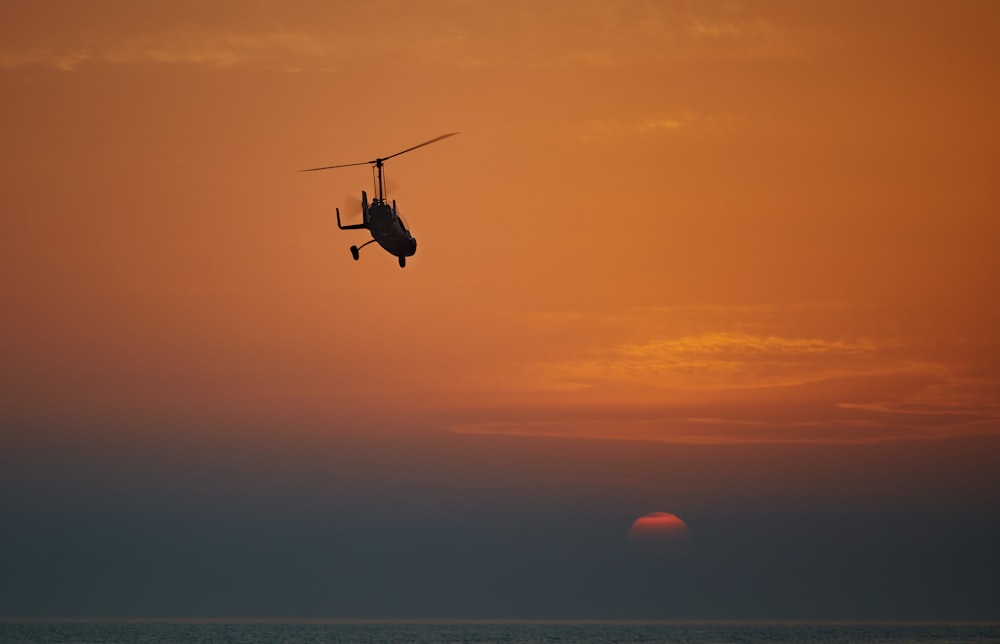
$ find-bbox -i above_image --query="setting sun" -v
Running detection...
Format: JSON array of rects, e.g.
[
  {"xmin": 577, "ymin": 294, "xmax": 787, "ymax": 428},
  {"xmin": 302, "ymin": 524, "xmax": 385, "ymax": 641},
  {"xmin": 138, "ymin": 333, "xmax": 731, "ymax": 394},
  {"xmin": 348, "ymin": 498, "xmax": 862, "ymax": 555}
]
[{"xmin": 628, "ymin": 512, "xmax": 691, "ymax": 554}]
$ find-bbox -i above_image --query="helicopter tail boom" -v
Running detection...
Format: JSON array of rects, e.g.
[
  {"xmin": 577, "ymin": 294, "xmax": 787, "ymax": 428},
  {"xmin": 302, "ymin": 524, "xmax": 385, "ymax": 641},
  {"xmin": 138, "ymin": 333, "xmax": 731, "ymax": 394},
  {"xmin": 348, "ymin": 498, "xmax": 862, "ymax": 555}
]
[
  {"xmin": 336, "ymin": 190, "xmax": 371, "ymax": 230},
  {"xmin": 336, "ymin": 207, "xmax": 366, "ymax": 230}
]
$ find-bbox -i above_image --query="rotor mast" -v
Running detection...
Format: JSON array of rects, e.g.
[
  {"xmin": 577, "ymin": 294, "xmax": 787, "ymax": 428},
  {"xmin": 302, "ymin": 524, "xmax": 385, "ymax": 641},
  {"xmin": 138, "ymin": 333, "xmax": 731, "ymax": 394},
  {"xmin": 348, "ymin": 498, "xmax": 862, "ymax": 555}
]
[{"xmin": 375, "ymin": 157, "xmax": 385, "ymax": 203}]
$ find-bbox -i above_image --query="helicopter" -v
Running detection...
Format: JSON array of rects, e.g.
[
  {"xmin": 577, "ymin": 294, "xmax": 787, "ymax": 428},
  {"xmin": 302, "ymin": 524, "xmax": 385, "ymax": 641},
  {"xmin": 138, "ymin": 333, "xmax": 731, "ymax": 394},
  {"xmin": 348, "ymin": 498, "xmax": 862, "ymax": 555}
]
[{"xmin": 301, "ymin": 132, "xmax": 459, "ymax": 268}]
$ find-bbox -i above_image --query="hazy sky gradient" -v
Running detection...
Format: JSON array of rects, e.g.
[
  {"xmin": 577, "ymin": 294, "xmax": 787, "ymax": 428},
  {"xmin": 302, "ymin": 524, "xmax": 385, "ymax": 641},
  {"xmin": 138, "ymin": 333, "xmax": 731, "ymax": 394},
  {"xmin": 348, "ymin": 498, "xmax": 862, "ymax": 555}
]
[{"xmin": 2, "ymin": 0, "xmax": 998, "ymax": 619}]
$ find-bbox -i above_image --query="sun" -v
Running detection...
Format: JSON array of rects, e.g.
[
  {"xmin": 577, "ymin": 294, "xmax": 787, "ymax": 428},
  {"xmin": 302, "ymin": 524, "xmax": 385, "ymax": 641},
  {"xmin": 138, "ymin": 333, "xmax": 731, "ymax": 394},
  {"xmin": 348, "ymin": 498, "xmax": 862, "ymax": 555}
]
[{"xmin": 627, "ymin": 511, "xmax": 691, "ymax": 554}]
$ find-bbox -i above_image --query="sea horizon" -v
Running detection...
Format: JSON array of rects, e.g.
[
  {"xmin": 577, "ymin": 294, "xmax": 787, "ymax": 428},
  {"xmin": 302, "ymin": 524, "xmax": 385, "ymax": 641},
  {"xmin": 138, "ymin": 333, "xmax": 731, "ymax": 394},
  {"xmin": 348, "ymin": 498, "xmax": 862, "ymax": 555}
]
[
  {"xmin": 3, "ymin": 617, "xmax": 999, "ymax": 626},
  {"xmin": 6, "ymin": 618, "xmax": 1000, "ymax": 644}
]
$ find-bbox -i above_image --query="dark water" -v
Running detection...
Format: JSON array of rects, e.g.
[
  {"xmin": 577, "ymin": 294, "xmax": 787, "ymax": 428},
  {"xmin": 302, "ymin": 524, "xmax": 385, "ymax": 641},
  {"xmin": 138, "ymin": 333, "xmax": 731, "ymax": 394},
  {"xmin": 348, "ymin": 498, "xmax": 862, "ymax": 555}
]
[{"xmin": 1, "ymin": 621, "xmax": 998, "ymax": 643}]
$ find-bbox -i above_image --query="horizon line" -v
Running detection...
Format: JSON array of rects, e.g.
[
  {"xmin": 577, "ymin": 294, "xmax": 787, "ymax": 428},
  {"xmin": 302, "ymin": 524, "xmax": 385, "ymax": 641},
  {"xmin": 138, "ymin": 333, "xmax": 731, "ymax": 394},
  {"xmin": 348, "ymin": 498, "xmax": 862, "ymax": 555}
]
[{"xmin": 3, "ymin": 617, "xmax": 999, "ymax": 626}]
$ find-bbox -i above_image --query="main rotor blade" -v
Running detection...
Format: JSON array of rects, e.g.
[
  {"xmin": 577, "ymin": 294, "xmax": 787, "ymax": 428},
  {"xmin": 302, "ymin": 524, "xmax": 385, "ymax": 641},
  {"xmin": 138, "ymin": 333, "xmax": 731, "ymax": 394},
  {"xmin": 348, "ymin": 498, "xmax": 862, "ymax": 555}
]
[
  {"xmin": 300, "ymin": 132, "xmax": 458, "ymax": 171},
  {"xmin": 299, "ymin": 160, "xmax": 371, "ymax": 172},
  {"xmin": 383, "ymin": 132, "xmax": 460, "ymax": 162}
]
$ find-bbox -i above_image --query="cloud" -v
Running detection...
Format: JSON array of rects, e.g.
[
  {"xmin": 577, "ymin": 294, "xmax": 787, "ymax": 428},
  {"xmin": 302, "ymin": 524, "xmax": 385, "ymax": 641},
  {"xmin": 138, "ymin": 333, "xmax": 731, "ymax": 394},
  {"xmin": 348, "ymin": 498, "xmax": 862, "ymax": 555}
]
[
  {"xmin": 577, "ymin": 113, "xmax": 708, "ymax": 144},
  {"xmin": 450, "ymin": 374, "xmax": 1000, "ymax": 445},
  {"xmin": 446, "ymin": 304, "xmax": 1000, "ymax": 444},
  {"xmin": 685, "ymin": 13, "xmax": 799, "ymax": 60},
  {"xmin": 0, "ymin": 31, "xmax": 341, "ymax": 72},
  {"xmin": 523, "ymin": 331, "xmax": 887, "ymax": 393},
  {"xmin": 0, "ymin": 49, "xmax": 88, "ymax": 71},
  {"xmin": 637, "ymin": 118, "xmax": 684, "ymax": 133},
  {"xmin": 688, "ymin": 18, "xmax": 743, "ymax": 38},
  {"xmin": 0, "ymin": 2, "xmax": 801, "ymax": 72},
  {"xmin": 837, "ymin": 378, "xmax": 1000, "ymax": 419},
  {"xmin": 450, "ymin": 416, "xmax": 918, "ymax": 445}
]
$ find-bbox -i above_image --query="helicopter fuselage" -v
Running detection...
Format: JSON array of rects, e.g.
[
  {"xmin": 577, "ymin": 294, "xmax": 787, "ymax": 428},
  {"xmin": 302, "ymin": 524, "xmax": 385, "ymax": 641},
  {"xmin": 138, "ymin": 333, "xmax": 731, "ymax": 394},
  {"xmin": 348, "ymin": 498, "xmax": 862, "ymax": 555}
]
[{"xmin": 368, "ymin": 200, "xmax": 416, "ymax": 259}]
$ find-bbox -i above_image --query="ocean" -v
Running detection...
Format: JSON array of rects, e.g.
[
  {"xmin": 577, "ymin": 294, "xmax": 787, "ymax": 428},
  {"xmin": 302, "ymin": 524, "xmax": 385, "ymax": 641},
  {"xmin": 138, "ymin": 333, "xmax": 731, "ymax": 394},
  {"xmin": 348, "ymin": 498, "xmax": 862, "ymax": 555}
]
[{"xmin": 1, "ymin": 621, "xmax": 999, "ymax": 644}]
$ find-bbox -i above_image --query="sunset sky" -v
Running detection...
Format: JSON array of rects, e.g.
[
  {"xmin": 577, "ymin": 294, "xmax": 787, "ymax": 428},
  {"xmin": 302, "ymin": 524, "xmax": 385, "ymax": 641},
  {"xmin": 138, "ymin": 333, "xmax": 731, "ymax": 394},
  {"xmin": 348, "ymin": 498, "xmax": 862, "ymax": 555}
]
[{"xmin": 2, "ymin": 1, "xmax": 999, "ymax": 620}]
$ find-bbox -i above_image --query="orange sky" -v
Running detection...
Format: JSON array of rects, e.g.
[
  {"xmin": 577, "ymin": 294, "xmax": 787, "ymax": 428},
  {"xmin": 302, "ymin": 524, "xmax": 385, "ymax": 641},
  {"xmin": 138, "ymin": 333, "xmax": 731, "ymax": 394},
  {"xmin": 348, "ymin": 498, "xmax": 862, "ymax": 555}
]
[
  {"xmin": 2, "ymin": 0, "xmax": 999, "ymax": 446},
  {"xmin": 3, "ymin": 1, "xmax": 1000, "ymax": 621}
]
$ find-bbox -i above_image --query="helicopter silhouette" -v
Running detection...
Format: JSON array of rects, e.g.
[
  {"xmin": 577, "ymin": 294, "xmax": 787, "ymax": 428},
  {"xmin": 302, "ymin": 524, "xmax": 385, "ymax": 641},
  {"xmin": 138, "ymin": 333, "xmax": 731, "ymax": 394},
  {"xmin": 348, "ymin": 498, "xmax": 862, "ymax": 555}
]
[{"xmin": 301, "ymin": 132, "xmax": 459, "ymax": 268}]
